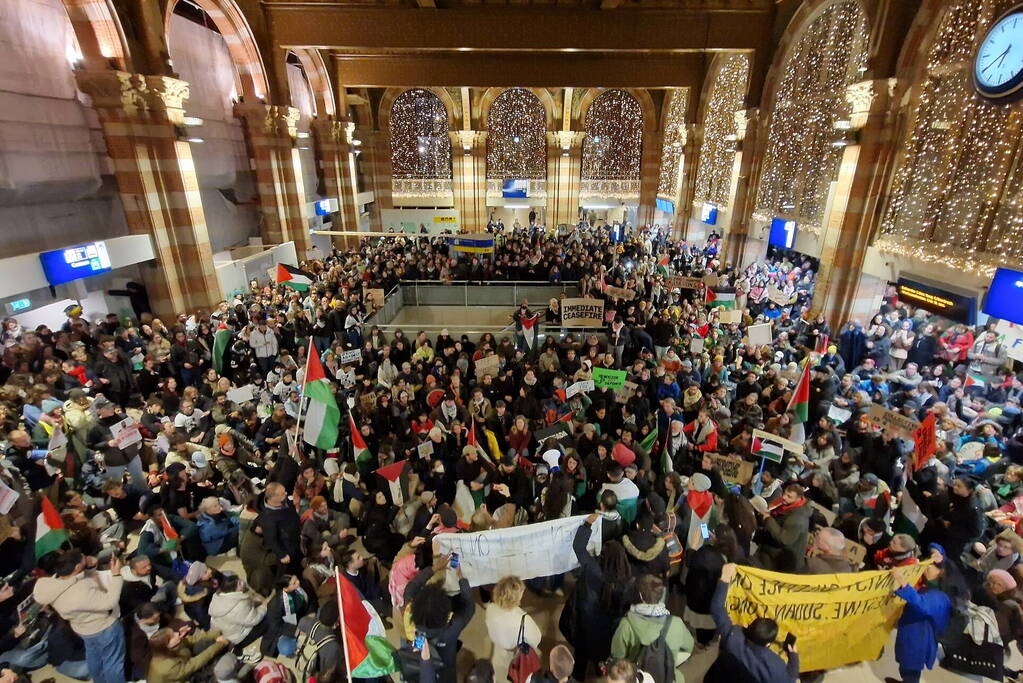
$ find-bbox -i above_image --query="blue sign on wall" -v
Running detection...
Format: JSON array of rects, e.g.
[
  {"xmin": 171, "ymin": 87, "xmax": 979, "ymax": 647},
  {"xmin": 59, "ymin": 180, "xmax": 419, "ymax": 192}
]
[
  {"xmin": 984, "ymin": 268, "xmax": 1023, "ymax": 325},
  {"xmin": 701, "ymin": 203, "xmax": 718, "ymax": 225},
  {"xmin": 655, "ymin": 198, "xmax": 675, "ymax": 215},
  {"xmin": 768, "ymin": 218, "xmax": 797, "ymax": 249},
  {"xmin": 39, "ymin": 242, "xmax": 112, "ymax": 286}
]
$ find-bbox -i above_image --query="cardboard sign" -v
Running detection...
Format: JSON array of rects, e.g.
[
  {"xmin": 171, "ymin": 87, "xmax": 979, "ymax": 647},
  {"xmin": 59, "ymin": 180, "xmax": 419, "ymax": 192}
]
[
  {"xmin": 339, "ymin": 348, "xmax": 363, "ymax": 366},
  {"xmin": 364, "ymin": 288, "xmax": 385, "ymax": 309},
  {"xmin": 566, "ymin": 380, "xmax": 594, "ymax": 399},
  {"xmin": 719, "ymin": 308, "xmax": 744, "ymax": 324},
  {"xmin": 110, "ymin": 417, "xmax": 142, "ymax": 450},
  {"xmin": 475, "ymin": 354, "xmax": 501, "ymax": 378},
  {"xmin": 561, "ymin": 298, "xmax": 605, "ymax": 328},
  {"xmin": 703, "ymin": 273, "xmax": 720, "ymax": 287},
  {"xmin": 748, "ymin": 322, "xmax": 773, "ymax": 347},
  {"xmin": 592, "ymin": 367, "xmax": 627, "ymax": 389},
  {"xmin": 226, "ymin": 384, "xmax": 255, "ymax": 404},
  {"xmin": 867, "ymin": 403, "xmax": 920, "ymax": 437},
  {"xmin": 913, "ymin": 412, "xmax": 937, "ymax": 471},
  {"xmin": 604, "ymin": 285, "xmax": 636, "ymax": 301},
  {"xmin": 417, "ymin": 440, "xmax": 434, "ymax": 458},
  {"xmin": 710, "ymin": 454, "xmax": 755, "ymax": 486},
  {"xmin": 689, "ymin": 337, "xmax": 705, "ymax": 354},
  {"xmin": 667, "ymin": 276, "xmax": 703, "ymax": 290},
  {"xmin": 767, "ymin": 284, "xmax": 792, "ymax": 306}
]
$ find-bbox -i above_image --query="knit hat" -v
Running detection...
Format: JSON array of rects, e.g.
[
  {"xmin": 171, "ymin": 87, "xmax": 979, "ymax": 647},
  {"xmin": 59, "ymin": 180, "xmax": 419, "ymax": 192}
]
[
  {"xmin": 988, "ymin": 569, "xmax": 1018, "ymax": 593},
  {"xmin": 41, "ymin": 399, "xmax": 63, "ymax": 414},
  {"xmin": 691, "ymin": 473, "xmax": 712, "ymax": 493},
  {"xmin": 191, "ymin": 451, "xmax": 208, "ymax": 469},
  {"xmin": 185, "ymin": 561, "xmax": 207, "ymax": 586}
]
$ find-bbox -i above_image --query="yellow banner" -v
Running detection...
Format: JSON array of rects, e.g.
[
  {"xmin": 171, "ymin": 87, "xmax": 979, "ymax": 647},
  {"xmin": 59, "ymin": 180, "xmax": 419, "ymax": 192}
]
[{"xmin": 726, "ymin": 563, "xmax": 928, "ymax": 671}]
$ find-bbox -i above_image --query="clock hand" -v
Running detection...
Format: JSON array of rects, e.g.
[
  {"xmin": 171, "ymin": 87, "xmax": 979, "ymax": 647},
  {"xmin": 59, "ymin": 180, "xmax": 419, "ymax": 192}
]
[{"xmin": 983, "ymin": 45, "xmax": 1012, "ymax": 73}]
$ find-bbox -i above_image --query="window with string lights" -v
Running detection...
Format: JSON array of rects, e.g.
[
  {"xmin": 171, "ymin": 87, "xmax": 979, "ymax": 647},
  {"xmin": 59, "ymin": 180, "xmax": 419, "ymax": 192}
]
[
  {"xmin": 389, "ymin": 89, "xmax": 452, "ymax": 198},
  {"xmin": 693, "ymin": 53, "xmax": 751, "ymax": 208},
  {"xmin": 487, "ymin": 89, "xmax": 546, "ymax": 181},
  {"xmin": 657, "ymin": 89, "xmax": 690, "ymax": 203},
  {"xmin": 876, "ymin": 0, "xmax": 1023, "ymax": 276},
  {"xmin": 753, "ymin": 1, "xmax": 868, "ymax": 234},
  {"xmin": 581, "ymin": 89, "xmax": 643, "ymax": 201}
]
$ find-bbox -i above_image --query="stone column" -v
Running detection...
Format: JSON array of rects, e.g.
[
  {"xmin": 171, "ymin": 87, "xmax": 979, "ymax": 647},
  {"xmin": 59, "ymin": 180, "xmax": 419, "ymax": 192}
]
[
  {"xmin": 76, "ymin": 70, "xmax": 221, "ymax": 318},
  {"xmin": 546, "ymin": 131, "xmax": 585, "ymax": 230},
  {"xmin": 312, "ymin": 116, "xmax": 361, "ymax": 248},
  {"xmin": 235, "ymin": 102, "xmax": 312, "ymax": 258},
  {"xmin": 450, "ymin": 130, "xmax": 487, "ymax": 233},
  {"xmin": 724, "ymin": 108, "xmax": 761, "ymax": 266},
  {"xmin": 361, "ymin": 128, "xmax": 393, "ymax": 230},
  {"xmin": 811, "ymin": 80, "xmax": 899, "ymax": 327},
  {"xmin": 637, "ymin": 127, "xmax": 665, "ymax": 228},
  {"xmin": 675, "ymin": 123, "xmax": 702, "ymax": 238}
]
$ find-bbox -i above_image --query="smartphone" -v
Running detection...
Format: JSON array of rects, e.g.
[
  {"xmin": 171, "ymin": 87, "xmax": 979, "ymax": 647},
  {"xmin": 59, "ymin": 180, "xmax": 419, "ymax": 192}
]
[
  {"xmin": 413, "ymin": 632, "xmax": 426, "ymax": 651},
  {"xmin": 700, "ymin": 523, "xmax": 710, "ymax": 540},
  {"xmin": 783, "ymin": 633, "xmax": 797, "ymax": 650},
  {"xmin": 450, "ymin": 552, "xmax": 460, "ymax": 569}
]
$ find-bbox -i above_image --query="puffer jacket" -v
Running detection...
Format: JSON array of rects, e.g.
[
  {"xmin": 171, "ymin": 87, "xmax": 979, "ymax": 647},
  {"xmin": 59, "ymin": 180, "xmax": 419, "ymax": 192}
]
[{"xmin": 208, "ymin": 590, "xmax": 266, "ymax": 644}]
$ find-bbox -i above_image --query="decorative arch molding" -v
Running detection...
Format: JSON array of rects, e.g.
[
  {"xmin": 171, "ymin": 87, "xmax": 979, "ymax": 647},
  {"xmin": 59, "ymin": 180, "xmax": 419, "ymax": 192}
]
[
  {"xmin": 290, "ymin": 48, "xmax": 335, "ymax": 118},
  {"xmin": 163, "ymin": 0, "xmax": 269, "ymax": 101},
  {"xmin": 479, "ymin": 87, "xmax": 556, "ymax": 131},
  {"xmin": 60, "ymin": 0, "xmax": 130, "ymax": 70},
  {"xmin": 378, "ymin": 86, "xmax": 458, "ymax": 133}
]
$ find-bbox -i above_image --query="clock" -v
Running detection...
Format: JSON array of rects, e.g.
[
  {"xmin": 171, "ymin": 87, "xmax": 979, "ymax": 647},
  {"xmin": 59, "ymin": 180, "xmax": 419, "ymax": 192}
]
[{"xmin": 974, "ymin": 4, "xmax": 1023, "ymax": 101}]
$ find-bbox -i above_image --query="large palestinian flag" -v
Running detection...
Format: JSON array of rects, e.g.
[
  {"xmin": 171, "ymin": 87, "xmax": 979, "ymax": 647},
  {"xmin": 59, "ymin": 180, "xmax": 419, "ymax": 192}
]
[
  {"xmin": 302, "ymin": 344, "xmax": 341, "ymax": 450},
  {"xmin": 336, "ymin": 570, "xmax": 398, "ymax": 677},
  {"xmin": 276, "ymin": 263, "xmax": 314, "ymax": 292},
  {"xmin": 34, "ymin": 497, "xmax": 68, "ymax": 559}
]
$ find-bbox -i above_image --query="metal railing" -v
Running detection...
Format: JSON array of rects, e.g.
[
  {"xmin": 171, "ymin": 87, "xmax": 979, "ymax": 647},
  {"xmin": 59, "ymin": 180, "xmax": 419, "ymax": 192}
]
[
  {"xmin": 400, "ymin": 280, "xmax": 580, "ymax": 307},
  {"xmin": 365, "ymin": 284, "xmax": 403, "ymax": 327}
]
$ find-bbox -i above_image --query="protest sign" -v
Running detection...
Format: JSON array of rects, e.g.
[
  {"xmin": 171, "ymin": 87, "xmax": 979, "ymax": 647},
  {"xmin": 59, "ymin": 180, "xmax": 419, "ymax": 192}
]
[
  {"xmin": 561, "ymin": 298, "xmax": 605, "ymax": 327},
  {"xmin": 110, "ymin": 417, "xmax": 142, "ymax": 450},
  {"xmin": 417, "ymin": 440, "xmax": 434, "ymax": 458},
  {"xmin": 614, "ymin": 381, "xmax": 638, "ymax": 404},
  {"xmin": 226, "ymin": 384, "xmax": 255, "ymax": 404},
  {"xmin": 434, "ymin": 515, "xmax": 601, "ymax": 587},
  {"xmin": 364, "ymin": 288, "xmax": 386, "ymax": 309},
  {"xmin": 667, "ymin": 276, "xmax": 703, "ymax": 291},
  {"xmin": 996, "ymin": 319, "xmax": 1023, "ymax": 362},
  {"xmin": 475, "ymin": 354, "xmax": 501, "ymax": 378},
  {"xmin": 604, "ymin": 285, "xmax": 635, "ymax": 301},
  {"xmin": 535, "ymin": 423, "xmax": 571, "ymax": 442},
  {"xmin": 703, "ymin": 273, "xmax": 720, "ymax": 287},
  {"xmin": 689, "ymin": 337, "xmax": 704, "ymax": 354},
  {"xmin": 913, "ymin": 412, "xmax": 937, "ymax": 471},
  {"xmin": 339, "ymin": 348, "xmax": 363, "ymax": 365},
  {"xmin": 827, "ymin": 405, "xmax": 853, "ymax": 424},
  {"xmin": 566, "ymin": 380, "xmax": 594, "ymax": 399},
  {"xmin": 592, "ymin": 367, "xmax": 627, "ymax": 389},
  {"xmin": 767, "ymin": 284, "xmax": 792, "ymax": 306},
  {"xmin": 747, "ymin": 322, "xmax": 773, "ymax": 347},
  {"xmin": 718, "ymin": 308, "xmax": 743, "ymax": 324},
  {"xmin": 47, "ymin": 426, "xmax": 68, "ymax": 463},
  {"xmin": 710, "ymin": 454, "xmax": 755, "ymax": 486},
  {"xmin": 867, "ymin": 403, "xmax": 920, "ymax": 437},
  {"xmin": 726, "ymin": 563, "xmax": 929, "ymax": 671},
  {"xmin": 0, "ymin": 481, "xmax": 19, "ymax": 515}
]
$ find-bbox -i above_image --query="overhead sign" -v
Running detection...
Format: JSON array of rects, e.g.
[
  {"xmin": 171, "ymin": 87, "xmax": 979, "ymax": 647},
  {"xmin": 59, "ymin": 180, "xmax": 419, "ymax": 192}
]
[
  {"xmin": 448, "ymin": 234, "xmax": 495, "ymax": 254},
  {"xmin": 896, "ymin": 277, "xmax": 976, "ymax": 324},
  {"xmin": 39, "ymin": 241, "xmax": 112, "ymax": 286},
  {"xmin": 768, "ymin": 217, "xmax": 797, "ymax": 249}
]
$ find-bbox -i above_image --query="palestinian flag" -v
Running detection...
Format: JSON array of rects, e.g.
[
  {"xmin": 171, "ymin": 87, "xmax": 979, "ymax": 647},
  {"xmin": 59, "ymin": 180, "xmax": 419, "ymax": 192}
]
[
  {"xmin": 302, "ymin": 344, "xmax": 341, "ymax": 450},
  {"xmin": 640, "ymin": 427, "xmax": 659, "ymax": 453},
  {"xmin": 467, "ymin": 420, "xmax": 479, "ymax": 449},
  {"xmin": 375, "ymin": 460, "xmax": 410, "ymax": 506},
  {"xmin": 35, "ymin": 496, "xmax": 68, "ymax": 559},
  {"xmin": 349, "ymin": 413, "xmax": 372, "ymax": 465},
  {"xmin": 787, "ymin": 361, "xmax": 811, "ymax": 424},
  {"xmin": 522, "ymin": 313, "xmax": 540, "ymax": 350},
  {"xmin": 964, "ymin": 372, "xmax": 986, "ymax": 389},
  {"xmin": 336, "ymin": 571, "xmax": 398, "ymax": 677},
  {"xmin": 212, "ymin": 323, "xmax": 231, "ymax": 374},
  {"xmin": 656, "ymin": 254, "xmax": 670, "ymax": 267},
  {"xmin": 815, "ymin": 334, "xmax": 830, "ymax": 355},
  {"xmin": 893, "ymin": 487, "xmax": 928, "ymax": 540},
  {"xmin": 656, "ymin": 254, "xmax": 670, "ymax": 277},
  {"xmin": 276, "ymin": 263, "xmax": 314, "ymax": 292},
  {"xmin": 158, "ymin": 511, "xmax": 180, "ymax": 552},
  {"xmin": 751, "ymin": 434, "xmax": 785, "ymax": 463},
  {"xmin": 705, "ymin": 289, "xmax": 736, "ymax": 309}
]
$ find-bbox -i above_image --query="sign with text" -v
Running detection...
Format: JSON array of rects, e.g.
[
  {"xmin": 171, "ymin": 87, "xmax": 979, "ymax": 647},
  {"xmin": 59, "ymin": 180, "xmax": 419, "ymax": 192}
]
[
  {"xmin": 667, "ymin": 276, "xmax": 703, "ymax": 291},
  {"xmin": 363, "ymin": 288, "xmax": 386, "ymax": 309},
  {"xmin": 592, "ymin": 367, "xmax": 627, "ymax": 389},
  {"xmin": 603, "ymin": 285, "xmax": 636, "ymax": 301},
  {"xmin": 710, "ymin": 454, "xmax": 755, "ymax": 486},
  {"xmin": 767, "ymin": 284, "xmax": 792, "ymax": 306},
  {"xmin": 474, "ymin": 354, "xmax": 501, "ymax": 378},
  {"xmin": 913, "ymin": 412, "xmax": 937, "ymax": 471},
  {"xmin": 339, "ymin": 348, "xmax": 363, "ymax": 366},
  {"xmin": 561, "ymin": 298, "xmax": 605, "ymax": 328},
  {"xmin": 867, "ymin": 403, "xmax": 920, "ymax": 437},
  {"xmin": 566, "ymin": 380, "xmax": 594, "ymax": 399}
]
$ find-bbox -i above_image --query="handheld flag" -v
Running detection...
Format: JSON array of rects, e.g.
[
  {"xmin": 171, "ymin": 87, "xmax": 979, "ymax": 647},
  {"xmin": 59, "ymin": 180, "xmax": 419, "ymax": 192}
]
[
  {"xmin": 276, "ymin": 263, "xmax": 314, "ymax": 292},
  {"xmin": 212, "ymin": 323, "xmax": 231, "ymax": 374},
  {"xmin": 375, "ymin": 460, "xmax": 410, "ymax": 506},
  {"xmin": 787, "ymin": 361, "xmax": 811, "ymax": 424},
  {"xmin": 521, "ymin": 313, "xmax": 540, "ymax": 350},
  {"xmin": 349, "ymin": 413, "xmax": 372, "ymax": 465},
  {"xmin": 705, "ymin": 289, "xmax": 736, "ymax": 309},
  {"xmin": 964, "ymin": 372, "xmax": 986, "ymax": 389},
  {"xmin": 302, "ymin": 344, "xmax": 341, "ymax": 450},
  {"xmin": 336, "ymin": 570, "xmax": 398, "ymax": 677},
  {"xmin": 158, "ymin": 511, "xmax": 180, "ymax": 551},
  {"xmin": 815, "ymin": 334, "xmax": 830, "ymax": 355},
  {"xmin": 751, "ymin": 434, "xmax": 785, "ymax": 463},
  {"xmin": 35, "ymin": 496, "xmax": 68, "ymax": 559}
]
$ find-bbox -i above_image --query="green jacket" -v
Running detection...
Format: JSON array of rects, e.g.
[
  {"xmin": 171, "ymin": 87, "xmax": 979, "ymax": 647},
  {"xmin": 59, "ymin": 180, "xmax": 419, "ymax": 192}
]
[
  {"xmin": 147, "ymin": 630, "xmax": 226, "ymax": 683},
  {"xmin": 611, "ymin": 612, "xmax": 694, "ymax": 683}
]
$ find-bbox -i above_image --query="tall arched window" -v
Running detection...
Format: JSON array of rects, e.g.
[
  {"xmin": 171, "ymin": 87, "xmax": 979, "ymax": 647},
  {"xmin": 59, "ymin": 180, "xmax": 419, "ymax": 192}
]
[
  {"xmin": 754, "ymin": 1, "xmax": 869, "ymax": 233},
  {"xmin": 694, "ymin": 54, "xmax": 751, "ymax": 207},
  {"xmin": 877, "ymin": 0, "xmax": 1023, "ymax": 274},
  {"xmin": 657, "ymin": 89, "xmax": 689, "ymax": 202},
  {"xmin": 389, "ymin": 89, "xmax": 452, "ymax": 180},
  {"xmin": 582, "ymin": 90, "xmax": 643, "ymax": 181},
  {"xmin": 487, "ymin": 88, "xmax": 546, "ymax": 180}
]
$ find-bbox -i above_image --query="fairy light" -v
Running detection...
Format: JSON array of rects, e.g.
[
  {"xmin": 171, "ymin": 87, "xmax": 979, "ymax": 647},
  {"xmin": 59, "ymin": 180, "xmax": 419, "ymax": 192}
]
[
  {"xmin": 753, "ymin": 1, "xmax": 868, "ymax": 234},
  {"xmin": 657, "ymin": 89, "xmax": 690, "ymax": 200},
  {"xmin": 693, "ymin": 54, "xmax": 751, "ymax": 207},
  {"xmin": 389, "ymin": 88, "xmax": 452, "ymax": 180},
  {"xmin": 877, "ymin": 0, "xmax": 1023, "ymax": 273},
  {"xmin": 486, "ymin": 88, "xmax": 546, "ymax": 180},
  {"xmin": 582, "ymin": 89, "xmax": 644, "ymax": 181}
]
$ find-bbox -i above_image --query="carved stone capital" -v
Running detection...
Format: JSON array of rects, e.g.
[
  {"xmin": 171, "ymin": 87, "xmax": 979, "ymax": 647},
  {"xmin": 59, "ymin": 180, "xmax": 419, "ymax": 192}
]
[
  {"xmin": 76, "ymin": 70, "xmax": 148, "ymax": 117},
  {"xmin": 450, "ymin": 129, "xmax": 484, "ymax": 151},
  {"xmin": 144, "ymin": 76, "xmax": 190, "ymax": 114},
  {"xmin": 734, "ymin": 108, "xmax": 759, "ymax": 140},
  {"xmin": 550, "ymin": 130, "xmax": 585, "ymax": 150},
  {"xmin": 234, "ymin": 102, "xmax": 301, "ymax": 138},
  {"xmin": 845, "ymin": 79, "xmax": 898, "ymax": 129}
]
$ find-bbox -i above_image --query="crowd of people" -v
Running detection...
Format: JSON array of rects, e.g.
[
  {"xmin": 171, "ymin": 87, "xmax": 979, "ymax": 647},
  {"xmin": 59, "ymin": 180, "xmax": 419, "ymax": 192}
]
[{"xmin": 0, "ymin": 222, "xmax": 1020, "ymax": 683}]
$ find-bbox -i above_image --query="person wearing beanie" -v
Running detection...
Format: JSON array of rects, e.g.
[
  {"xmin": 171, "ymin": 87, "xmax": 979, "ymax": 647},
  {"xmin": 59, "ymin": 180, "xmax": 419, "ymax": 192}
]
[
  {"xmin": 178, "ymin": 561, "xmax": 223, "ymax": 629},
  {"xmin": 681, "ymin": 473, "xmax": 715, "ymax": 553}
]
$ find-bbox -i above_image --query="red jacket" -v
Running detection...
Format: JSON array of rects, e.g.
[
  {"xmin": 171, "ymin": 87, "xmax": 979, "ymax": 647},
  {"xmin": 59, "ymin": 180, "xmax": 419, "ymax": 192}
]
[{"xmin": 683, "ymin": 419, "xmax": 718, "ymax": 453}]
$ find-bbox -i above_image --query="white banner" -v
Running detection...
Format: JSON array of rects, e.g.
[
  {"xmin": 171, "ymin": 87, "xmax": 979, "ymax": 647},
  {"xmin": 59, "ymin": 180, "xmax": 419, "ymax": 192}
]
[
  {"xmin": 434, "ymin": 515, "xmax": 602, "ymax": 587},
  {"xmin": 339, "ymin": 348, "xmax": 363, "ymax": 365},
  {"xmin": 566, "ymin": 380, "xmax": 594, "ymax": 398}
]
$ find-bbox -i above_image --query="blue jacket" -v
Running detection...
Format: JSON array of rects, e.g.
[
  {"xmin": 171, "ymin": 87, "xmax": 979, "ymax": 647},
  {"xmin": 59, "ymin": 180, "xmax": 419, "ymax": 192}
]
[
  {"xmin": 656, "ymin": 382, "xmax": 681, "ymax": 402},
  {"xmin": 894, "ymin": 584, "xmax": 952, "ymax": 671},
  {"xmin": 197, "ymin": 512, "xmax": 239, "ymax": 555}
]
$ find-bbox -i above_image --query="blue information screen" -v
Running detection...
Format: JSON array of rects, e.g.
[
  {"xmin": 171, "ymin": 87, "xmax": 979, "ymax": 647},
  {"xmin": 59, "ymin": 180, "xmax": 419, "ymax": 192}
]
[
  {"xmin": 701, "ymin": 203, "xmax": 718, "ymax": 225},
  {"xmin": 655, "ymin": 198, "xmax": 675, "ymax": 215},
  {"xmin": 502, "ymin": 179, "xmax": 528, "ymax": 198},
  {"xmin": 39, "ymin": 242, "xmax": 112, "ymax": 286},
  {"xmin": 984, "ymin": 268, "xmax": 1023, "ymax": 325},
  {"xmin": 768, "ymin": 218, "xmax": 797, "ymax": 249}
]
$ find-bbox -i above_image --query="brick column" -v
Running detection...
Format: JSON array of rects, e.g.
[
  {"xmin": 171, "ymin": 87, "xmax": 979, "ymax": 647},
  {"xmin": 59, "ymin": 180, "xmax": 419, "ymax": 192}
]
[
  {"xmin": 76, "ymin": 70, "xmax": 221, "ymax": 318},
  {"xmin": 450, "ymin": 130, "xmax": 487, "ymax": 233},
  {"xmin": 362, "ymin": 128, "xmax": 392, "ymax": 230},
  {"xmin": 546, "ymin": 131, "xmax": 585, "ymax": 230},
  {"xmin": 312, "ymin": 116, "xmax": 361, "ymax": 248},
  {"xmin": 811, "ymin": 80, "xmax": 898, "ymax": 327},
  {"xmin": 637, "ymin": 127, "xmax": 665, "ymax": 228},
  {"xmin": 235, "ymin": 102, "xmax": 311, "ymax": 258},
  {"xmin": 675, "ymin": 124, "xmax": 702, "ymax": 238},
  {"xmin": 724, "ymin": 108, "xmax": 761, "ymax": 266}
]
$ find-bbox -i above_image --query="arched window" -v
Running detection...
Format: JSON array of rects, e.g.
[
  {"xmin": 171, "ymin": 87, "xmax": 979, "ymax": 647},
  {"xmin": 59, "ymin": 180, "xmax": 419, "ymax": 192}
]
[
  {"xmin": 389, "ymin": 88, "xmax": 452, "ymax": 180},
  {"xmin": 754, "ymin": 1, "xmax": 869, "ymax": 233},
  {"xmin": 487, "ymin": 89, "xmax": 546, "ymax": 180},
  {"xmin": 693, "ymin": 54, "xmax": 751, "ymax": 207},
  {"xmin": 877, "ymin": 0, "xmax": 1023, "ymax": 274},
  {"xmin": 657, "ymin": 89, "xmax": 690, "ymax": 202},
  {"xmin": 582, "ymin": 90, "xmax": 643, "ymax": 181}
]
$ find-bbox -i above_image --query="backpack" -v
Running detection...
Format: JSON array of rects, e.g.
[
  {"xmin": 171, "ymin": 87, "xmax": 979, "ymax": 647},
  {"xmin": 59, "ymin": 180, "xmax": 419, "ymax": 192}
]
[
  {"xmin": 295, "ymin": 620, "xmax": 337, "ymax": 681},
  {"xmin": 631, "ymin": 614, "xmax": 675, "ymax": 683}
]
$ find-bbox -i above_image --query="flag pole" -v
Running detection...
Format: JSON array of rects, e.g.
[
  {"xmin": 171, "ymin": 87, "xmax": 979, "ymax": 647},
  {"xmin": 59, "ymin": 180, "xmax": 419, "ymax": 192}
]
[
  {"xmin": 334, "ymin": 567, "xmax": 356, "ymax": 679},
  {"xmin": 293, "ymin": 336, "xmax": 313, "ymax": 457}
]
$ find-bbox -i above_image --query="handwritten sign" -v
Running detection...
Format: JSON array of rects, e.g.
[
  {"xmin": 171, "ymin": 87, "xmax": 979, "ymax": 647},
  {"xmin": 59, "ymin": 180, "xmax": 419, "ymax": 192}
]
[
  {"xmin": 867, "ymin": 403, "xmax": 920, "ymax": 438},
  {"xmin": 339, "ymin": 348, "xmax": 363, "ymax": 365},
  {"xmin": 748, "ymin": 322, "xmax": 773, "ymax": 347},
  {"xmin": 667, "ymin": 276, "xmax": 703, "ymax": 290},
  {"xmin": 566, "ymin": 380, "xmax": 594, "ymax": 399},
  {"xmin": 561, "ymin": 298, "xmax": 605, "ymax": 328},
  {"xmin": 592, "ymin": 367, "xmax": 627, "ymax": 389},
  {"xmin": 913, "ymin": 412, "xmax": 937, "ymax": 471},
  {"xmin": 719, "ymin": 309, "xmax": 744, "ymax": 324},
  {"xmin": 604, "ymin": 285, "xmax": 636, "ymax": 301},
  {"xmin": 364, "ymin": 288, "xmax": 385, "ymax": 309},
  {"xmin": 767, "ymin": 284, "xmax": 792, "ymax": 306},
  {"xmin": 110, "ymin": 417, "xmax": 142, "ymax": 450},
  {"xmin": 614, "ymin": 380, "xmax": 639, "ymax": 404},
  {"xmin": 474, "ymin": 354, "xmax": 501, "ymax": 378},
  {"xmin": 710, "ymin": 454, "xmax": 755, "ymax": 486},
  {"xmin": 226, "ymin": 384, "xmax": 255, "ymax": 404},
  {"xmin": 417, "ymin": 440, "xmax": 434, "ymax": 458}
]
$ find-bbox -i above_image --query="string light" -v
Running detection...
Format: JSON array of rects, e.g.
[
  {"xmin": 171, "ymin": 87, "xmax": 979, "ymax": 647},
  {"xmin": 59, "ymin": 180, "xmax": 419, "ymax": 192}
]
[
  {"xmin": 390, "ymin": 88, "xmax": 452, "ymax": 180},
  {"xmin": 753, "ymin": 1, "xmax": 868, "ymax": 234},
  {"xmin": 582, "ymin": 89, "xmax": 643, "ymax": 181},
  {"xmin": 486, "ymin": 88, "xmax": 546, "ymax": 180},
  {"xmin": 657, "ymin": 89, "xmax": 690, "ymax": 200},
  {"xmin": 693, "ymin": 54, "xmax": 751, "ymax": 207},
  {"xmin": 878, "ymin": 0, "xmax": 1023, "ymax": 273}
]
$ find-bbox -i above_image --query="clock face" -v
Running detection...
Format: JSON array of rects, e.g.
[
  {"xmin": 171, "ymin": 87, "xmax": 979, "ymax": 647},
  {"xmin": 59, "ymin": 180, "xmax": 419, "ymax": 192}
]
[{"xmin": 975, "ymin": 7, "xmax": 1023, "ymax": 98}]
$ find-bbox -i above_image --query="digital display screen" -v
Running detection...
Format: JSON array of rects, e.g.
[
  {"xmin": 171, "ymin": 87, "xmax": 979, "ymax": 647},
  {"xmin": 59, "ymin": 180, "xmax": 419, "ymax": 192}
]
[
  {"xmin": 314, "ymin": 199, "xmax": 331, "ymax": 216},
  {"xmin": 897, "ymin": 277, "xmax": 976, "ymax": 324},
  {"xmin": 502, "ymin": 179, "xmax": 528, "ymax": 198},
  {"xmin": 39, "ymin": 242, "xmax": 112, "ymax": 286},
  {"xmin": 983, "ymin": 268, "xmax": 1023, "ymax": 325},
  {"xmin": 768, "ymin": 218, "xmax": 797, "ymax": 249},
  {"xmin": 5, "ymin": 299, "xmax": 30, "ymax": 313},
  {"xmin": 655, "ymin": 198, "xmax": 675, "ymax": 215},
  {"xmin": 701, "ymin": 203, "xmax": 718, "ymax": 225}
]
